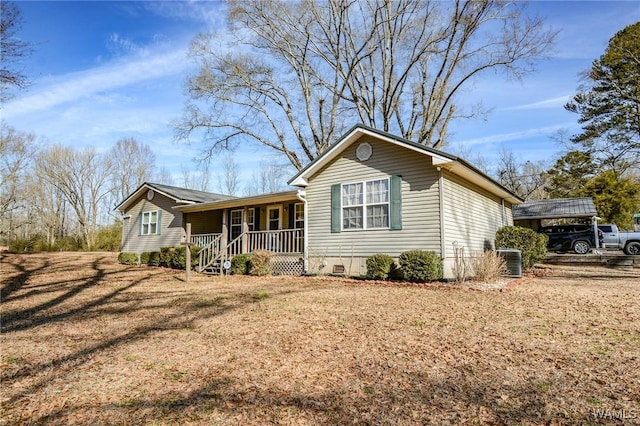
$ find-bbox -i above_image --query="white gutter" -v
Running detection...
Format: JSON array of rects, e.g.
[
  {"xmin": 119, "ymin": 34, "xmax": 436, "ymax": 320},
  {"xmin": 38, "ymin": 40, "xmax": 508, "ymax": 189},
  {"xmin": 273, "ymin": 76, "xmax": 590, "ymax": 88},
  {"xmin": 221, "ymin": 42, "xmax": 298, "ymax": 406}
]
[
  {"xmin": 296, "ymin": 189, "xmax": 309, "ymax": 273},
  {"xmin": 438, "ymin": 167, "xmax": 446, "ymax": 259}
]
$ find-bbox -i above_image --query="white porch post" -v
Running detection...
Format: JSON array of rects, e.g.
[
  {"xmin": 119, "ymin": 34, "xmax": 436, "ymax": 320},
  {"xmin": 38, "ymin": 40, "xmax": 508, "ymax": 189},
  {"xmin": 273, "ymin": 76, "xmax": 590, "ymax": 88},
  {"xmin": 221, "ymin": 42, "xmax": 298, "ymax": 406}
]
[
  {"xmin": 296, "ymin": 190, "xmax": 308, "ymax": 273},
  {"xmin": 242, "ymin": 206, "xmax": 249, "ymax": 253},
  {"xmin": 221, "ymin": 209, "xmax": 229, "ymax": 269}
]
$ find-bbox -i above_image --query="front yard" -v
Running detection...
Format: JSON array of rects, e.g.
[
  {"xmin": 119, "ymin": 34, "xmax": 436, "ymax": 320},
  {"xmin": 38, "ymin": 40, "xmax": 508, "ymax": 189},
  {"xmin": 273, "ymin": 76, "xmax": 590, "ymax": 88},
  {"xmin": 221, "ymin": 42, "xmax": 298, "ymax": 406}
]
[{"xmin": 1, "ymin": 252, "xmax": 639, "ymax": 425}]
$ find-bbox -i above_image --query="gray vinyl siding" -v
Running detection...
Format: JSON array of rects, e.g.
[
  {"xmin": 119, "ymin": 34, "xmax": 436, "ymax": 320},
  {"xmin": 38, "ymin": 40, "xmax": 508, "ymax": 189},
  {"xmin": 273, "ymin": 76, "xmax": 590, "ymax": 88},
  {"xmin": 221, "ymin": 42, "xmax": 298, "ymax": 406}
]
[
  {"xmin": 306, "ymin": 135, "xmax": 442, "ymax": 257},
  {"xmin": 121, "ymin": 192, "xmax": 184, "ymax": 253},
  {"xmin": 441, "ymin": 172, "xmax": 513, "ymax": 258}
]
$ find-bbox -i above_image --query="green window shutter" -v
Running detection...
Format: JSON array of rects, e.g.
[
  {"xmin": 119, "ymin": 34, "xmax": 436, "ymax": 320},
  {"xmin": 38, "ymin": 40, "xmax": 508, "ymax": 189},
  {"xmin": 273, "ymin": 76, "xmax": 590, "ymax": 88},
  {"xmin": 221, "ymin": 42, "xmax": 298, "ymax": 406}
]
[
  {"xmin": 157, "ymin": 210, "xmax": 162, "ymax": 235},
  {"xmin": 390, "ymin": 175, "xmax": 402, "ymax": 230},
  {"xmin": 331, "ymin": 184, "xmax": 341, "ymax": 233},
  {"xmin": 138, "ymin": 213, "xmax": 143, "ymax": 236}
]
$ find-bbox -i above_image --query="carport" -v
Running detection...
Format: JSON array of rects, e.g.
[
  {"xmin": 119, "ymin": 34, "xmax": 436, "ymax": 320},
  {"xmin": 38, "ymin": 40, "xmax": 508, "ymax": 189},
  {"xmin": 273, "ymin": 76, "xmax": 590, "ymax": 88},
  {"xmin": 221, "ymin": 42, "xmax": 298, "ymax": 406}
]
[{"xmin": 513, "ymin": 197, "xmax": 597, "ymax": 231}]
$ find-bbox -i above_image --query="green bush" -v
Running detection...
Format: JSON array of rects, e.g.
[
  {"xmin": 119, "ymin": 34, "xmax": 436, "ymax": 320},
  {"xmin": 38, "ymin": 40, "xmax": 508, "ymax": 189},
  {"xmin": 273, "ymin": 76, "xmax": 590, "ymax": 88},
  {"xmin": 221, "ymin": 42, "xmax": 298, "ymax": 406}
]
[
  {"xmin": 250, "ymin": 250, "xmax": 273, "ymax": 276},
  {"xmin": 51, "ymin": 236, "xmax": 83, "ymax": 252},
  {"xmin": 148, "ymin": 251, "xmax": 161, "ymax": 266},
  {"xmin": 173, "ymin": 246, "xmax": 187, "ymax": 269},
  {"xmin": 398, "ymin": 250, "xmax": 443, "ymax": 282},
  {"xmin": 93, "ymin": 221, "xmax": 122, "ymax": 251},
  {"xmin": 140, "ymin": 251, "xmax": 151, "ymax": 265},
  {"xmin": 495, "ymin": 226, "xmax": 548, "ymax": 269},
  {"xmin": 366, "ymin": 253, "xmax": 396, "ymax": 280},
  {"xmin": 230, "ymin": 253, "xmax": 252, "ymax": 275},
  {"xmin": 118, "ymin": 252, "xmax": 138, "ymax": 265},
  {"xmin": 159, "ymin": 247, "xmax": 175, "ymax": 268},
  {"xmin": 158, "ymin": 246, "xmax": 199, "ymax": 269},
  {"xmin": 9, "ymin": 236, "xmax": 39, "ymax": 252}
]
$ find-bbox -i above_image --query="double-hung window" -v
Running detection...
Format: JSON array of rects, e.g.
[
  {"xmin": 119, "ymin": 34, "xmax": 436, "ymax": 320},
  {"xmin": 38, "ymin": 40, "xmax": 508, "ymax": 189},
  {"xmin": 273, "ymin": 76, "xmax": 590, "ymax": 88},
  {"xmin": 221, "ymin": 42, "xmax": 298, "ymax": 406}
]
[
  {"xmin": 230, "ymin": 209, "xmax": 243, "ymax": 240},
  {"xmin": 366, "ymin": 179, "xmax": 389, "ymax": 228},
  {"xmin": 294, "ymin": 203, "xmax": 305, "ymax": 229},
  {"xmin": 332, "ymin": 175, "xmax": 401, "ymax": 233},
  {"xmin": 247, "ymin": 208, "xmax": 255, "ymax": 232},
  {"xmin": 342, "ymin": 182, "xmax": 364, "ymax": 229},
  {"xmin": 342, "ymin": 178, "xmax": 389, "ymax": 230},
  {"xmin": 141, "ymin": 210, "xmax": 159, "ymax": 235}
]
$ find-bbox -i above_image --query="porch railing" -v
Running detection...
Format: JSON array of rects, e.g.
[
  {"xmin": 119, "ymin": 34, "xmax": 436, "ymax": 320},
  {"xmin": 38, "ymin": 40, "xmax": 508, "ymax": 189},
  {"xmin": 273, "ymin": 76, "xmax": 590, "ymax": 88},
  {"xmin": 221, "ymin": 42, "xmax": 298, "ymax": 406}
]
[
  {"xmin": 226, "ymin": 234, "xmax": 243, "ymax": 258},
  {"xmin": 191, "ymin": 233, "xmax": 221, "ymax": 248},
  {"xmin": 193, "ymin": 229, "xmax": 303, "ymax": 274},
  {"xmin": 197, "ymin": 234, "xmax": 223, "ymax": 273},
  {"xmin": 248, "ymin": 229, "xmax": 303, "ymax": 254}
]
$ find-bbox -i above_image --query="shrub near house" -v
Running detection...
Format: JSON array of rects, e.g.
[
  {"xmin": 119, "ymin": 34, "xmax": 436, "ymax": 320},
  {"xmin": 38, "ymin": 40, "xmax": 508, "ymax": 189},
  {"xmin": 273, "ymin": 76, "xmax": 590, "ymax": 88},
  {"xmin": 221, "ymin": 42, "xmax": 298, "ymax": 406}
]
[
  {"xmin": 118, "ymin": 246, "xmax": 199, "ymax": 269},
  {"xmin": 495, "ymin": 226, "xmax": 547, "ymax": 269}
]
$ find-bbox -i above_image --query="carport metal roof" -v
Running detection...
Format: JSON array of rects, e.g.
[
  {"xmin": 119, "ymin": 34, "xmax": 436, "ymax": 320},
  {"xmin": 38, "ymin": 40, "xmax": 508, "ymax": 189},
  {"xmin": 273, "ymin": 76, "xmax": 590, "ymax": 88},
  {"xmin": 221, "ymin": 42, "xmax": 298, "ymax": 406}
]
[{"xmin": 513, "ymin": 197, "xmax": 597, "ymax": 221}]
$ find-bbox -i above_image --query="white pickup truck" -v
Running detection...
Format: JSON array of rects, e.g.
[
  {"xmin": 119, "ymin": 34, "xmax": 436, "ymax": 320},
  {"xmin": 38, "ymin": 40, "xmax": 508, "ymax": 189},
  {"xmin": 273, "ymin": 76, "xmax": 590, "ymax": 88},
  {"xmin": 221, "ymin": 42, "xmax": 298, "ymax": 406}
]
[{"xmin": 598, "ymin": 224, "xmax": 640, "ymax": 255}]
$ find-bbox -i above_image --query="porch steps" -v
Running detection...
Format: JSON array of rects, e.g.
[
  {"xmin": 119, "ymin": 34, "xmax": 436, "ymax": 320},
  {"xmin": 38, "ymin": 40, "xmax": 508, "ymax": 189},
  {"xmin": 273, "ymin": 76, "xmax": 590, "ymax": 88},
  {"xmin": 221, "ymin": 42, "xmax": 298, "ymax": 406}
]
[{"xmin": 200, "ymin": 261, "xmax": 222, "ymax": 275}]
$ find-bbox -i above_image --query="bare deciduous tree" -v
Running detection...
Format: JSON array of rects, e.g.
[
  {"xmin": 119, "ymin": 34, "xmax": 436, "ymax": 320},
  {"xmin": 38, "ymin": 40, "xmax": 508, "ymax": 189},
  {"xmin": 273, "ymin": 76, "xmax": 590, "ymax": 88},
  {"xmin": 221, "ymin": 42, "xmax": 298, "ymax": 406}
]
[
  {"xmin": 0, "ymin": 1, "xmax": 33, "ymax": 101},
  {"xmin": 180, "ymin": 164, "xmax": 193, "ymax": 189},
  {"xmin": 177, "ymin": 0, "xmax": 556, "ymax": 170},
  {"xmin": 195, "ymin": 160, "xmax": 211, "ymax": 192},
  {"xmin": 0, "ymin": 124, "xmax": 36, "ymax": 218},
  {"xmin": 0, "ymin": 124, "xmax": 38, "ymax": 245},
  {"xmin": 110, "ymin": 137, "xmax": 156, "ymax": 206},
  {"xmin": 215, "ymin": 154, "xmax": 240, "ymax": 196},
  {"xmin": 37, "ymin": 145, "xmax": 114, "ymax": 250},
  {"xmin": 243, "ymin": 160, "xmax": 292, "ymax": 195},
  {"xmin": 495, "ymin": 148, "xmax": 549, "ymax": 201},
  {"xmin": 23, "ymin": 175, "xmax": 70, "ymax": 247},
  {"xmin": 156, "ymin": 165, "xmax": 175, "ymax": 186}
]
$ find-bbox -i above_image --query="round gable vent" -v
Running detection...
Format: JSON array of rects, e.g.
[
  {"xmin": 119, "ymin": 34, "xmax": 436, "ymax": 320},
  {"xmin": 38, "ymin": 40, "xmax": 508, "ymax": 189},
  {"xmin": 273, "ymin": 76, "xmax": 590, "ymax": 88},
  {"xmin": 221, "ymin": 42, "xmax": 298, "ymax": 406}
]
[
  {"xmin": 356, "ymin": 142, "xmax": 372, "ymax": 161},
  {"xmin": 147, "ymin": 189, "xmax": 155, "ymax": 200}
]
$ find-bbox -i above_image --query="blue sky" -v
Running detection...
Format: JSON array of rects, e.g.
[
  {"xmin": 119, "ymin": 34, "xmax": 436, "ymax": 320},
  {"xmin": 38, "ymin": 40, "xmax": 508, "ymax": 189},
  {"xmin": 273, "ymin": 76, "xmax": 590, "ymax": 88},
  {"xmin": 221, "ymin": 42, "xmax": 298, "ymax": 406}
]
[{"xmin": 4, "ymin": 1, "xmax": 640, "ymax": 192}]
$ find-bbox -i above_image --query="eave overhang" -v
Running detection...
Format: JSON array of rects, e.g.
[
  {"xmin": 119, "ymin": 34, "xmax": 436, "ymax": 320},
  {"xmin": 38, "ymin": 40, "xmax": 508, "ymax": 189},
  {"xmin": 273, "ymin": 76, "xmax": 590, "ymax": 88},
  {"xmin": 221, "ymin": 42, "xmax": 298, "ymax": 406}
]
[
  {"xmin": 173, "ymin": 190, "xmax": 300, "ymax": 213},
  {"xmin": 287, "ymin": 124, "xmax": 522, "ymax": 205}
]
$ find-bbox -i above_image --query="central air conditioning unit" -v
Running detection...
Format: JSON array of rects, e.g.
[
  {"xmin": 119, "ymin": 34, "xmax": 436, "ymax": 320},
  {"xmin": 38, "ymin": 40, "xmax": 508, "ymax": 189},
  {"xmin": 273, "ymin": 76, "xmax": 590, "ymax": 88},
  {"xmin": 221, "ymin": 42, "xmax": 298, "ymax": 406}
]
[{"xmin": 497, "ymin": 249, "xmax": 522, "ymax": 278}]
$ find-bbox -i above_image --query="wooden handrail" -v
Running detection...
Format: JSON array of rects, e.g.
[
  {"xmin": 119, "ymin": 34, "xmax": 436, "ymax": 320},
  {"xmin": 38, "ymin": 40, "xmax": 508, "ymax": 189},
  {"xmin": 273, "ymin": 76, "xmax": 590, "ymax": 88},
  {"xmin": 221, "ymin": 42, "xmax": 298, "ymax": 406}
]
[
  {"xmin": 197, "ymin": 234, "xmax": 222, "ymax": 272},
  {"xmin": 191, "ymin": 233, "xmax": 222, "ymax": 248},
  {"xmin": 195, "ymin": 229, "xmax": 303, "ymax": 273},
  {"xmin": 248, "ymin": 229, "xmax": 303, "ymax": 253}
]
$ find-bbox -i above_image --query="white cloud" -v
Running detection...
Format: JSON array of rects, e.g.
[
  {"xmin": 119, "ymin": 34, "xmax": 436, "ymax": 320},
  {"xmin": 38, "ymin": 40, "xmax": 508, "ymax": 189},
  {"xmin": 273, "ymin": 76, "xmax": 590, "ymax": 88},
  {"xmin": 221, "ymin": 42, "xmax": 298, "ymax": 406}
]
[
  {"xmin": 458, "ymin": 122, "xmax": 576, "ymax": 147},
  {"xmin": 504, "ymin": 95, "xmax": 572, "ymax": 111},
  {"xmin": 4, "ymin": 47, "xmax": 190, "ymax": 120},
  {"xmin": 143, "ymin": 1, "xmax": 227, "ymax": 30}
]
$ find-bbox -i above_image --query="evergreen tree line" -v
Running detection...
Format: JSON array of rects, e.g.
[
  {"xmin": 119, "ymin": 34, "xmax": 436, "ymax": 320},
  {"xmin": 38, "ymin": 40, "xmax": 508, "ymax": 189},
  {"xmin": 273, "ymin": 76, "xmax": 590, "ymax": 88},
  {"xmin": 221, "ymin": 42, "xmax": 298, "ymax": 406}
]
[{"xmin": 495, "ymin": 22, "xmax": 640, "ymax": 229}]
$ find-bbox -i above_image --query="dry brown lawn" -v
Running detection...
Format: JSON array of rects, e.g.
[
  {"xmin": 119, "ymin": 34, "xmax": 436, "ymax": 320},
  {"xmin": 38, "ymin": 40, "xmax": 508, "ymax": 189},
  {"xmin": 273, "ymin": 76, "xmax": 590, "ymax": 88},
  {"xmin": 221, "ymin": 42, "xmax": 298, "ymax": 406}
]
[{"xmin": 1, "ymin": 252, "xmax": 639, "ymax": 425}]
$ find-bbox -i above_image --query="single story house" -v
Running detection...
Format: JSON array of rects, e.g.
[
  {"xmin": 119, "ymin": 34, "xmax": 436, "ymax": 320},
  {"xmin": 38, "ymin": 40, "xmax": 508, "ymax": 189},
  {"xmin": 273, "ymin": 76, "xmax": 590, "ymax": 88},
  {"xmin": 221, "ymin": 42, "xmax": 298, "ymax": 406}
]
[
  {"xmin": 116, "ymin": 124, "xmax": 523, "ymax": 278},
  {"xmin": 115, "ymin": 182, "xmax": 236, "ymax": 253}
]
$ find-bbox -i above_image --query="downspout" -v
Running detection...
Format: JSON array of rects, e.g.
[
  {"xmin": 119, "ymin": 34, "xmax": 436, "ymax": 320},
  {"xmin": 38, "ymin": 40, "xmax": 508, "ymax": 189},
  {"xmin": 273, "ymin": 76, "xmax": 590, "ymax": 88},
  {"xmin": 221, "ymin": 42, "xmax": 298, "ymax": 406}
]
[
  {"xmin": 296, "ymin": 189, "xmax": 309, "ymax": 273},
  {"xmin": 438, "ymin": 167, "xmax": 446, "ymax": 259},
  {"xmin": 501, "ymin": 199, "xmax": 506, "ymax": 227}
]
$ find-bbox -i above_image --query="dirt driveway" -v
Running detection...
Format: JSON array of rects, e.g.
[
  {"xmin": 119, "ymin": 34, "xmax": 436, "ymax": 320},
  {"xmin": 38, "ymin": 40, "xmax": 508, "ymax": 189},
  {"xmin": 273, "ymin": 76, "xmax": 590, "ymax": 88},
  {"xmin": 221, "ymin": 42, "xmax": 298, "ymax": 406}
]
[{"xmin": 1, "ymin": 252, "xmax": 639, "ymax": 425}]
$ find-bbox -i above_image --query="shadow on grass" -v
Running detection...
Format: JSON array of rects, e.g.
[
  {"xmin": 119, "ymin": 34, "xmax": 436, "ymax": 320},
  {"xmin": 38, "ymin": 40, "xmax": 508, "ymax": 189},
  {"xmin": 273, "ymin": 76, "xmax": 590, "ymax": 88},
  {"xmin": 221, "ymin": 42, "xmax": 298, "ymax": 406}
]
[
  {"xmin": 1, "ymin": 255, "xmax": 52, "ymax": 301},
  {"xmin": 1, "ymin": 255, "xmax": 314, "ymax": 414},
  {"xmin": 2, "ymin": 257, "xmax": 113, "ymax": 333},
  {"xmin": 18, "ymin": 368, "xmax": 592, "ymax": 425}
]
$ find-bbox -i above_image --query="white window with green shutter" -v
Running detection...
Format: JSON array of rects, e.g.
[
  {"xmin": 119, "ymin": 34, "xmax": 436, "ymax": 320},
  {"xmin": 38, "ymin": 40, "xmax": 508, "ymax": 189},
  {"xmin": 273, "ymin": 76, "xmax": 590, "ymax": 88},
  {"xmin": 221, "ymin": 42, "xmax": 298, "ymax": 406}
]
[
  {"xmin": 331, "ymin": 176, "xmax": 402, "ymax": 232},
  {"xmin": 140, "ymin": 210, "xmax": 161, "ymax": 235}
]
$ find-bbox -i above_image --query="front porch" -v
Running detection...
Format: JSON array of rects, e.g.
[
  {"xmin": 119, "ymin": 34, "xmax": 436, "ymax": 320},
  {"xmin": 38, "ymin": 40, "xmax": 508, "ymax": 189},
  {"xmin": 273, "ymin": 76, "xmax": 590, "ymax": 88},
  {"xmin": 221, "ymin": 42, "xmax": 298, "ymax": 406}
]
[
  {"xmin": 191, "ymin": 229, "xmax": 304, "ymax": 274},
  {"xmin": 177, "ymin": 191, "xmax": 306, "ymax": 275}
]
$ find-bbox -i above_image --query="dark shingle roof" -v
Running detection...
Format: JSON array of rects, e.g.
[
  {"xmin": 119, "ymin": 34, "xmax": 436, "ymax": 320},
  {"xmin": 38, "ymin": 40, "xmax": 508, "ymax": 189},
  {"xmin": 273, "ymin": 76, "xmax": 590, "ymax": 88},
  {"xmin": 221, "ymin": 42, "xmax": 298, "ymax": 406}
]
[
  {"xmin": 513, "ymin": 197, "xmax": 597, "ymax": 220},
  {"xmin": 146, "ymin": 183, "xmax": 235, "ymax": 203},
  {"xmin": 115, "ymin": 182, "xmax": 235, "ymax": 212}
]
